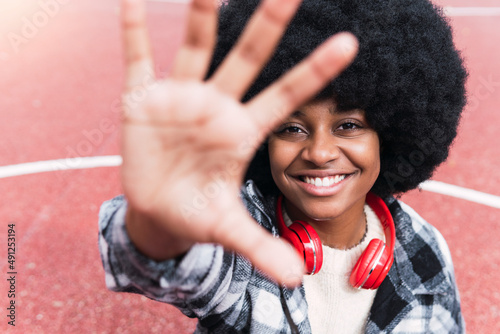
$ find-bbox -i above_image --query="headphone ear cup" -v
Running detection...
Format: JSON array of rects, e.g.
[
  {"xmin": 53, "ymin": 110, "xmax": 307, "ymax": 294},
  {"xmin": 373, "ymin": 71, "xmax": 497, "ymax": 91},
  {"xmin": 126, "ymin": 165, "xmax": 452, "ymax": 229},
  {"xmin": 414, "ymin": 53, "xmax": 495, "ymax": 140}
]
[
  {"xmin": 350, "ymin": 238, "xmax": 386, "ymax": 289},
  {"xmin": 371, "ymin": 254, "xmax": 393, "ymax": 289},
  {"xmin": 288, "ymin": 222, "xmax": 323, "ymax": 275},
  {"xmin": 280, "ymin": 224, "xmax": 305, "ymax": 258}
]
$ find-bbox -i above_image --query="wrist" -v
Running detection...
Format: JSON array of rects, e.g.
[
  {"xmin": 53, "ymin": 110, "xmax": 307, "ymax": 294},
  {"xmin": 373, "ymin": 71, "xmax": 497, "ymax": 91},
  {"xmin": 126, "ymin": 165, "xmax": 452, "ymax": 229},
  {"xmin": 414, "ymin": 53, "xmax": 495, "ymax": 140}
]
[{"xmin": 125, "ymin": 206, "xmax": 193, "ymax": 261}]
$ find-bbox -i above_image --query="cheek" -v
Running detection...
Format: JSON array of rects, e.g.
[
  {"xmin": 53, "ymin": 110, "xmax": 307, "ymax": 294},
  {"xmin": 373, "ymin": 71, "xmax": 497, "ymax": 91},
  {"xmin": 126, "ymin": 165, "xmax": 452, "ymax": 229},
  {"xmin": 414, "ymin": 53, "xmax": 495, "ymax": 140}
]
[
  {"xmin": 348, "ymin": 134, "xmax": 381, "ymax": 179},
  {"xmin": 362, "ymin": 135, "xmax": 381, "ymax": 181},
  {"xmin": 268, "ymin": 138, "xmax": 296, "ymax": 182},
  {"xmin": 268, "ymin": 138, "xmax": 285, "ymax": 180}
]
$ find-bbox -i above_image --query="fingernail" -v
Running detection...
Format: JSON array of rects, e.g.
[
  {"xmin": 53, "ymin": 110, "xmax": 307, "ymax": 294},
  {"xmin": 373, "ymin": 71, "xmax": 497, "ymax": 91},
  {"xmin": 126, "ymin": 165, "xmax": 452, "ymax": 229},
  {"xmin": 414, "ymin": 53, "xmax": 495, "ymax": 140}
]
[{"xmin": 336, "ymin": 32, "xmax": 359, "ymax": 58}]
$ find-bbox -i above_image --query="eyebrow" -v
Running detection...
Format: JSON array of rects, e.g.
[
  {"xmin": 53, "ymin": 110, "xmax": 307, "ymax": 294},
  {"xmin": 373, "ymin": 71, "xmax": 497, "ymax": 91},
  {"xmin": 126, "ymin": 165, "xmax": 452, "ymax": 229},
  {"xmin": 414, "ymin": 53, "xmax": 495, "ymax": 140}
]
[
  {"xmin": 330, "ymin": 105, "xmax": 365, "ymax": 115},
  {"xmin": 290, "ymin": 110, "xmax": 305, "ymax": 118},
  {"xmin": 289, "ymin": 108, "xmax": 365, "ymax": 118}
]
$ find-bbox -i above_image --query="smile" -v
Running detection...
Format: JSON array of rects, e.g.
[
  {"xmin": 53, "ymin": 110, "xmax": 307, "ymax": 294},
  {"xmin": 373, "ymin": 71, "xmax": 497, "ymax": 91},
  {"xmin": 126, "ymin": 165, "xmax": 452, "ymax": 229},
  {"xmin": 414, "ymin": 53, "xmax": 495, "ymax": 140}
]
[{"xmin": 301, "ymin": 175, "xmax": 347, "ymax": 187}]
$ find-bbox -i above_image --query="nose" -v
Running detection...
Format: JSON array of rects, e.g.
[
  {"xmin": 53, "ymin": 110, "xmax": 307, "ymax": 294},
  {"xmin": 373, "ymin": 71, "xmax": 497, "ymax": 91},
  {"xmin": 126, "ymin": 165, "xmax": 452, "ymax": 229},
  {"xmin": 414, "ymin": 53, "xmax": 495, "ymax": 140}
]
[{"xmin": 300, "ymin": 132, "xmax": 340, "ymax": 166}]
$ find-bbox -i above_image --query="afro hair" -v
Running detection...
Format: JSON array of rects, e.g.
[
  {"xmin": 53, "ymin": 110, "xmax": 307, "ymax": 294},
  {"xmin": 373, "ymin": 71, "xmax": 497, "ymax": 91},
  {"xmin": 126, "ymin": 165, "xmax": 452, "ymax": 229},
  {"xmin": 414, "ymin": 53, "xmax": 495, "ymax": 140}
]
[{"xmin": 208, "ymin": 0, "xmax": 467, "ymax": 197}]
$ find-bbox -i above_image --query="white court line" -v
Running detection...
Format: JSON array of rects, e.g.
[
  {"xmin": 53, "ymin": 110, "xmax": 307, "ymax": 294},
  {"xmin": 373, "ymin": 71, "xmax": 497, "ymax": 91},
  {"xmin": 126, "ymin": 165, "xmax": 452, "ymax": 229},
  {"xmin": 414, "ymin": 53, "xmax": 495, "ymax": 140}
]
[
  {"xmin": 146, "ymin": 0, "xmax": 190, "ymax": 3},
  {"xmin": 1, "ymin": 4, "xmax": 498, "ymax": 201},
  {"xmin": 444, "ymin": 7, "xmax": 500, "ymax": 17},
  {"xmin": 419, "ymin": 181, "xmax": 500, "ymax": 209},
  {"xmin": 0, "ymin": 156, "xmax": 499, "ymax": 209},
  {"xmin": 147, "ymin": 1, "xmax": 500, "ymax": 17},
  {"xmin": 0, "ymin": 156, "xmax": 122, "ymax": 179}
]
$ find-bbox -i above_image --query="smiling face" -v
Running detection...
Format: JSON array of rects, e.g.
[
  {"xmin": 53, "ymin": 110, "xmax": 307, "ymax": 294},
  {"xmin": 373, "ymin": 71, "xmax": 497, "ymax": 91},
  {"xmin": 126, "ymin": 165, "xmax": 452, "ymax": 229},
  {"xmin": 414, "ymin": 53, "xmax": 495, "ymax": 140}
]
[{"xmin": 268, "ymin": 98, "xmax": 380, "ymax": 245}]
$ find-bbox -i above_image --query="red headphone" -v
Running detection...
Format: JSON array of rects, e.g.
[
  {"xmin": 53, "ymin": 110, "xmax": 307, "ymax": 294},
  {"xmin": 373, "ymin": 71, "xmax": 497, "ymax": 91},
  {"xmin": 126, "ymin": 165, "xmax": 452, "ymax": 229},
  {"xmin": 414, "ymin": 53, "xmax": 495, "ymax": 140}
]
[{"xmin": 276, "ymin": 192, "xmax": 395, "ymax": 289}]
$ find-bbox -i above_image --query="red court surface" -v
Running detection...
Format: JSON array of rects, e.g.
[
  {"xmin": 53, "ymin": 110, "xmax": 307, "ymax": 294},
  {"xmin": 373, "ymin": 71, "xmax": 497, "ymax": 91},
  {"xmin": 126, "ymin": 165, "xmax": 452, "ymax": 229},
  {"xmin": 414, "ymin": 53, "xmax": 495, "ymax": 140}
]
[{"xmin": 0, "ymin": 0, "xmax": 498, "ymax": 333}]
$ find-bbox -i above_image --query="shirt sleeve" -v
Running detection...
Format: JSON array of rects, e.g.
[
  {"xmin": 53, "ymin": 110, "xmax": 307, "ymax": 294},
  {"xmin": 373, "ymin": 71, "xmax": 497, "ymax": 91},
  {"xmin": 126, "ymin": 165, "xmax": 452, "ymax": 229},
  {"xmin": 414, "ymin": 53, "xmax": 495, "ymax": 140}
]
[
  {"xmin": 395, "ymin": 201, "xmax": 466, "ymax": 333},
  {"xmin": 427, "ymin": 224, "xmax": 466, "ymax": 333},
  {"xmin": 97, "ymin": 195, "xmax": 244, "ymax": 319}
]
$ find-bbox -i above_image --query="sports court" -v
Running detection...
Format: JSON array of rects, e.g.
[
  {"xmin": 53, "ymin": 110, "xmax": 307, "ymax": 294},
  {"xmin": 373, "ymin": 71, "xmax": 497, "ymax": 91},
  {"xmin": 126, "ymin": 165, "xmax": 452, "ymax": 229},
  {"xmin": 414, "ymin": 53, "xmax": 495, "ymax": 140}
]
[{"xmin": 0, "ymin": 0, "xmax": 498, "ymax": 332}]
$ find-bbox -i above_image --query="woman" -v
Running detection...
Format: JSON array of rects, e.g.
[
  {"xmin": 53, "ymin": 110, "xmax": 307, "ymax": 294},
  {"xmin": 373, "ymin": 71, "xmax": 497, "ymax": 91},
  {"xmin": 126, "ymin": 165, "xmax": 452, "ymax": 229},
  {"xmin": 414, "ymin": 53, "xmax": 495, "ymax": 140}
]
[{"xmin": 98, "ymin": 0, "xmax": 466, "ymax": 332}]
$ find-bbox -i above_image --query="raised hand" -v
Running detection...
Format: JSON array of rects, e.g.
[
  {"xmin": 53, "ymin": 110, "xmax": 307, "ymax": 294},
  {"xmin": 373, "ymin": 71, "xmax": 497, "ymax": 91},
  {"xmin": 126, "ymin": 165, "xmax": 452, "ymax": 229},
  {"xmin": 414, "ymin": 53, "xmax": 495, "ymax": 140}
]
[{"xmin": 120, "ymin": 0, "xmax": 358, "ymax": 286}]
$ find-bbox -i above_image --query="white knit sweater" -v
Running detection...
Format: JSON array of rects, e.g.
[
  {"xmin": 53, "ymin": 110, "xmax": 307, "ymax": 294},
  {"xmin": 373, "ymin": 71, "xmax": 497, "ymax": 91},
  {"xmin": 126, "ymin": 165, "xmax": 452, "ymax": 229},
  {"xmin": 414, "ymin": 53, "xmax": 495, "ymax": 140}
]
[{"xmin": 283, "ymin": 205, "xmax": 384, "ymax": 334}]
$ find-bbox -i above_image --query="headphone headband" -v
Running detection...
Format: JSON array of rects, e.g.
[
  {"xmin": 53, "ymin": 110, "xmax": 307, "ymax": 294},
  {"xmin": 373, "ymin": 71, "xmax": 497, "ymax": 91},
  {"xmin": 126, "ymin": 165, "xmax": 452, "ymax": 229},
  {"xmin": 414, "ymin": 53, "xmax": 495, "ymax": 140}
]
[{"xmin": 275, "ymin": 193, "xmax": 395, "ymax": 289}]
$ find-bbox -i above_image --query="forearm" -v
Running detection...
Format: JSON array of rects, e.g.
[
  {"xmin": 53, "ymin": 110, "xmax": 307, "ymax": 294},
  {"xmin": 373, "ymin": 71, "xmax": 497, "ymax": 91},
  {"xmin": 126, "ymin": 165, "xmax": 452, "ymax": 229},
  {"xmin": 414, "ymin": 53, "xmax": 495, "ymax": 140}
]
[
  {"xmin": 125, "ymin": 206, "xmax": 194, "ymax": 261},
  {"xmin": 98, "ymin": 196, "xmax": 229, "ymax": 308}
]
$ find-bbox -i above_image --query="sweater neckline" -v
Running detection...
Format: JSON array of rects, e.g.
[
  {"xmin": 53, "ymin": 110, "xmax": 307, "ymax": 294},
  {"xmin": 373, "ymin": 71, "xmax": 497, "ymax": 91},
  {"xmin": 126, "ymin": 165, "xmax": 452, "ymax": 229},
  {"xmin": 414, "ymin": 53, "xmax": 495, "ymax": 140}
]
[{"xmin": 282, "ymin": 204, "xmax": 385, "ymax": 276}]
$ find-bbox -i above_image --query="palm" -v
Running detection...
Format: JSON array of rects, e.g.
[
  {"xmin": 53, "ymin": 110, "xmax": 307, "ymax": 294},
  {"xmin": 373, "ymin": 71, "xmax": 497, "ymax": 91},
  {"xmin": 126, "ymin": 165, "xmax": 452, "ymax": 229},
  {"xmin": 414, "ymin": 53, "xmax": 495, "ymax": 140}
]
[
  {"xmin": 122, "ymin": 81, "xmax": 259, "ymax": 242},
  {"xmin": 119, "ymin": 0, "xmax": 357, "ymax": 285}
]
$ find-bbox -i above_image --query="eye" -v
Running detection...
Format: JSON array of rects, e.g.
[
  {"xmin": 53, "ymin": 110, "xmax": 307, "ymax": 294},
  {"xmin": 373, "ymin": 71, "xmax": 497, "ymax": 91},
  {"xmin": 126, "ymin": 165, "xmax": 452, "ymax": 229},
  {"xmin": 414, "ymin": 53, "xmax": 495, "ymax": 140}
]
[
  {"xmin": 282, "ymin": 126, "xmax": 304, "ymax": 133},
  {"xmin": 338, "ymin": 122, "xmax": 360, "ymax": 130},
  {"xmin": 275, "ymin": 123, "xmax": 306, "ymax": 134},
  {"xmin": 334, "ymin": 120, "xmax": 365, "ymax": 136}
]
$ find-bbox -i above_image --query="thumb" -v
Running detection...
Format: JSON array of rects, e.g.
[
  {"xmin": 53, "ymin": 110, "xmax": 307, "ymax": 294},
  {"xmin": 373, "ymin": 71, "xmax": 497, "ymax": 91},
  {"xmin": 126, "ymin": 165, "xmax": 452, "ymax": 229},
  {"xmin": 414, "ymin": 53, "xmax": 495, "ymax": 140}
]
[{"xmin": 212, "ymin": 202, "xmax": 305, "ymax": 287}]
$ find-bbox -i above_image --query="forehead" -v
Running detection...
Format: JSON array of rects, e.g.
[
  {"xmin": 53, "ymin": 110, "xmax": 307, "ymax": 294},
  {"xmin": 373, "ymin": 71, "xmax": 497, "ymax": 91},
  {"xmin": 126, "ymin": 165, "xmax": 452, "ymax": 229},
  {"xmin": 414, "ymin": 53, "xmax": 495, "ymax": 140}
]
[{"xmin": 289, "ymin": 99, "xmax": 365, "ymax": 119}]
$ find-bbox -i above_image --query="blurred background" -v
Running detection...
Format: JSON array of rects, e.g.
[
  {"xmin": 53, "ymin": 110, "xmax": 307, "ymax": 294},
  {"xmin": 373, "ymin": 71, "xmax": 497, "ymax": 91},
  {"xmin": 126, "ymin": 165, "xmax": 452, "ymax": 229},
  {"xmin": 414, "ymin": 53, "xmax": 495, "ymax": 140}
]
[{"xmin": 0, "ymin": 0, "xmax": 498, "ymax": 332}]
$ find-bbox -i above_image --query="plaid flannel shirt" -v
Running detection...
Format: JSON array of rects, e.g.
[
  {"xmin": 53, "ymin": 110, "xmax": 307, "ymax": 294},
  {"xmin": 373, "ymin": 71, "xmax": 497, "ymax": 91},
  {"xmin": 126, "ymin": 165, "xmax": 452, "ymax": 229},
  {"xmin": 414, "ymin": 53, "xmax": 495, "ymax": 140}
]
[{"xmin": 98, "ymin": 181, "xmax": 465, "ymax": 333}]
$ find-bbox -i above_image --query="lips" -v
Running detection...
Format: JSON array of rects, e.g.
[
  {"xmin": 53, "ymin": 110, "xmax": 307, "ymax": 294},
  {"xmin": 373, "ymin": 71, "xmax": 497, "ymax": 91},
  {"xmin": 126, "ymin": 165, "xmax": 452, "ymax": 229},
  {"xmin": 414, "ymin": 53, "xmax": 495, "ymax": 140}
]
[{"xmin": 289, "ymin": 171, "xmax": 354, "ymax": 196}]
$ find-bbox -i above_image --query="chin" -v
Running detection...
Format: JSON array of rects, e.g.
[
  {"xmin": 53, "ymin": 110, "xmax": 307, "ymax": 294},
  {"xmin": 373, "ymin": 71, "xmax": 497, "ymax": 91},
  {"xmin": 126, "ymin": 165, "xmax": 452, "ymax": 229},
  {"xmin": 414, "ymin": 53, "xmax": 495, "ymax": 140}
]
[{"xmin": 297, "ymin": 203, "xmax": 344, "ymax": 222}]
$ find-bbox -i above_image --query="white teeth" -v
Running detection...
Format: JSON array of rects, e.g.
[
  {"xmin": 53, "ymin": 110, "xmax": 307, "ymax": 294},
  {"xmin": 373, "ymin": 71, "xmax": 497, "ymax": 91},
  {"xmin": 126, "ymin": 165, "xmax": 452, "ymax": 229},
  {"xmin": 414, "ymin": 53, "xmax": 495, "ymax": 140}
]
[
  {"xmin": 315, "ymin": 177, "xmax": 322, "ymax": 186},
  {"xmin": 323, "ymin": 177, "xmax": 330, "ymax": 187},
  {"xmin": 303, "ymin": 175, "xmax": 347, "ymax": 187}
]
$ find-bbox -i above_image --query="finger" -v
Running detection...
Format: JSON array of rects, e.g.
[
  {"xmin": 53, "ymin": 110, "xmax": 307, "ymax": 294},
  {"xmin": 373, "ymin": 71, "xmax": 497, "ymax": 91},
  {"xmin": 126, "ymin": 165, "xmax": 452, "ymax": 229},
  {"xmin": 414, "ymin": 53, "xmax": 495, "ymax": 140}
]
[
  {"xmin": 246, "ymin": 32, "xmax": 359, "ymax": 132},
  {"xmin": 170, "ymin": 0, "xmax": 218, "ymax": 81},
  {"xmin": 209, "ymin": 0, "xmax": 302, "ymax": 99},
  {"xmin": 211, "ymin": 201, "xmax": 304, "ymax": 287},
  {"xmin": 122, "ymin": 0, "xmax": 155, "ymax": 90}
]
